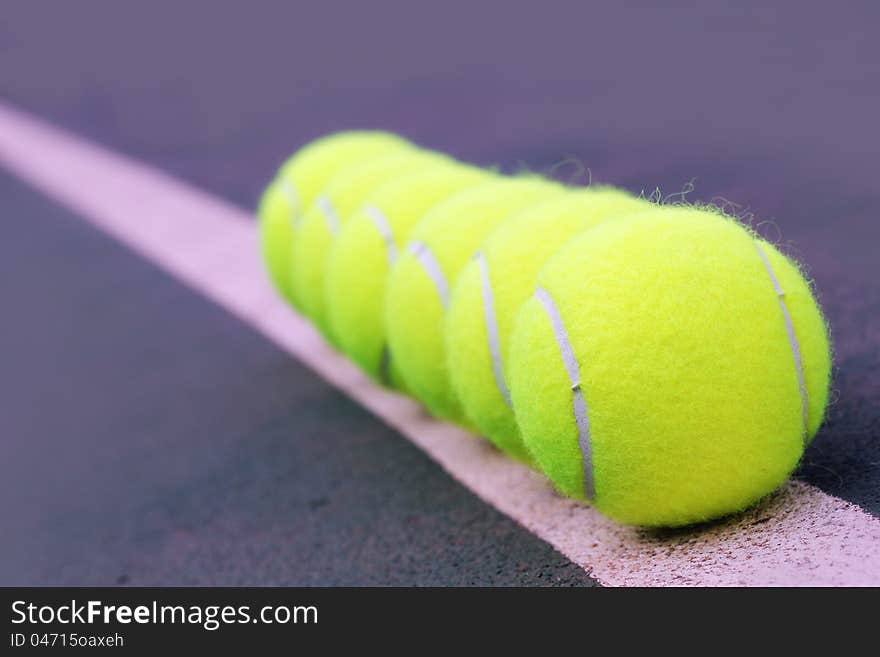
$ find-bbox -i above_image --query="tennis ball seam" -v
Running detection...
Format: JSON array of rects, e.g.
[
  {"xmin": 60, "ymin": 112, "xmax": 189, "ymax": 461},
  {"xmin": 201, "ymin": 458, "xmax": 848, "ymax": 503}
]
[
  {"xmin": 754, "ymin": 241, "xmax": 809, "ymax": 443},
  {"xmin": 476, "ymin": 251, "xmax": 513, "ymax": 408},
  {"xmin": 364, "ymin": 205, "xmax": 399, "ymax": 265},
  {"xmin": 534, "ymin": 285, "xmax": 597, "ymax": 501},
  {"xmin": 278, "ymin": 178, "xmax": 302, "ymax": 229},
  {"xmin": 407, "ymin": 241, "xmax": 451, "ymax": 308},
  {"xmin": 317, "ymin": 195, "xmax": 343, "ymax": 234}
]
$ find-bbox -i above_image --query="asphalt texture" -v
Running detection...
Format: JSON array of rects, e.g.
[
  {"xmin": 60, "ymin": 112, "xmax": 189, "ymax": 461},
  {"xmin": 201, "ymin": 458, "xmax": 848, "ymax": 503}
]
[{"xmin": 1, "ymin": 1, "xmax": 878, "ymax": 584}]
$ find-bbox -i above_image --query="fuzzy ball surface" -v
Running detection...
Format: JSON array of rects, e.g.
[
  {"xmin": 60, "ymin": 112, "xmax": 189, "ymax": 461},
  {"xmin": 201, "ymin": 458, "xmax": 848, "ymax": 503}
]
[
  {"xmin": 325, "ymin": 163, "xmax": 492, "ymax": 387},
  {"xmin": 258, "ymin": 131, "xmax": 410, "ymax": 307},
  {"xmin": 291, "ymin": 148, "xmax": 442, "ymax": 338},
  {"xmin": 446, "ymin": 187, "xmax": 650, "ymax": 462},
  {"xmin": 384, "ymin": 177, "xmax": 566, "ymax": 422},
  {"xmin": 508, "ymin": 207, "xmax": 831, "ymax": 527}
]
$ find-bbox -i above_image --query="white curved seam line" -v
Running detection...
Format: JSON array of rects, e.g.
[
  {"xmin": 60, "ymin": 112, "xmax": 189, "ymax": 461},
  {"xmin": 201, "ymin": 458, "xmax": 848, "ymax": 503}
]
[
  {"xmin": 278, "ymin": 178, "xmax": 301, "ymax": 228},
  {"xmin": 755, "ymin": 242, "xmax": 809, "ymax": 443},
  {"xmin": 365, "ymin": 205, "xmax": 398, "ymax": 265},
  {"xmin": 535, "ymin": 286, "xmax": 595, "ymax": 500},
  {"xmin": 407, "ymin": 241, "xmax": 450, "ymax": 308},
  {"xmin": 477, "ymin": 252, "xmax": 512, "ymax": 408},
  {"xmin": 317, "ymin": 194, "xmax": 342, "ymax": 235}
]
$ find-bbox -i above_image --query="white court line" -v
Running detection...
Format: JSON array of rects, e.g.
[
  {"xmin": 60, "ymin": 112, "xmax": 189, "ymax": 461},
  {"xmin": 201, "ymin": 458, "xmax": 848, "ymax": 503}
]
[{"xmin": 2, "ymin": 102, "xmax": 878, "ymax": 586}]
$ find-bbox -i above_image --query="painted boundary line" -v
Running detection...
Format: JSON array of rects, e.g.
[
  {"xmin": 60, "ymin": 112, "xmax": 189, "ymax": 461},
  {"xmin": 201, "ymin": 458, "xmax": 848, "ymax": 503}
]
[{"xmin": 1, "ymin": 102, "xmax": 878, "ymax": 586}]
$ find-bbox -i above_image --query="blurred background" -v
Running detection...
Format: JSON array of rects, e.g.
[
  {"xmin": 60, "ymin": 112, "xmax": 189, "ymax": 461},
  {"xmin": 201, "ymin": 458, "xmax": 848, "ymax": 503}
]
[
  {"xmin": 1, "ymin": 1, "xmax": 878, "ymax": 584},
  {"xmin": 2, "ymin": 2, "xmax": 876, "ymax": 230}
]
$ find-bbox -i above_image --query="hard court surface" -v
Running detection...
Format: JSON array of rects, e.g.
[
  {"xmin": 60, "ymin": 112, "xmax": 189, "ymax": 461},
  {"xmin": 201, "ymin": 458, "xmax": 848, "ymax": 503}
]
[{"xmin": 1, "ymin": 2, "xmax": 878, "ymax": 585}]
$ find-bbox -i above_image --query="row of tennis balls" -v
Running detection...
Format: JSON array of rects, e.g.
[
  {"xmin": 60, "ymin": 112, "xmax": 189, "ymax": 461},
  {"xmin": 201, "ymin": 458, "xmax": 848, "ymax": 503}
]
[{"xmin": 258, "ymin": 131, "xmax": 832, "ymax": 528}]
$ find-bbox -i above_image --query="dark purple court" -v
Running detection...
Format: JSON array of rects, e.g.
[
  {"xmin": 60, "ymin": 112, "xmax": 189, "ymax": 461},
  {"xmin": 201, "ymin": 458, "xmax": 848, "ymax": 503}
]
[{"xmin": 0, "ymin": 1, "xmax": 877, "ymax": 585}]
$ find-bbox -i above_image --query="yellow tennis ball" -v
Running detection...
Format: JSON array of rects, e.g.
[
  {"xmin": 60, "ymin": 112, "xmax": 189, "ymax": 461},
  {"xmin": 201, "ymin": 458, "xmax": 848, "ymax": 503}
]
[
  {"xmin": 257, "ymin": 131, "xmax": 411, "ymax": 307},
  {"xmin": 325, "ymin": 163, "xmax": 494, "ymax": 387},
  {"xmin": 508, "ymin": 207, "xmax": 832, "ymax": 527},
  {"xmin": 291, "ymin": 148, "xmax": 445, "ymax": 339},
  {"xmin": 445, "ymin": 187, "xmax": 651, "ymax": 463},
  {"xmin": 384, "ymin": 177, "xmax": 566, "ymax": 422}
]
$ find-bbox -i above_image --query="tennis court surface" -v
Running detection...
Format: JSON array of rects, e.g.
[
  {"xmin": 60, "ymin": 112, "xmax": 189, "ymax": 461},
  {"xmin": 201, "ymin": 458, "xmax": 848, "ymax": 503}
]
[{"xmin": 1, "ymin": 2, "xmax": 878, "ymax": 586}]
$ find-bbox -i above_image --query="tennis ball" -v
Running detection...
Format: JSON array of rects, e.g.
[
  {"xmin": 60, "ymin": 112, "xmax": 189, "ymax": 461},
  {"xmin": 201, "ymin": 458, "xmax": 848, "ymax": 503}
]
[
  {"xmin": 385, "ymin": 177, "xmax": 566, "ymax": 422},
  {"xmin": 508, "ymin": 207, "xmax": 831, "ymax": 527},
  {"xmin": 446, "ymin": 187, "xmax": 651, "ymax": 463},
  {"xmin": 258, "ymin": 131, "xmax": 411, "ymax": 307},
  {"xmin": 325, "ymin": 163, "xmax": 494, "ymax": 387},
  {"xmin": 291, "ymin": 149, "xmax": 445, "ymax": 338}
]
